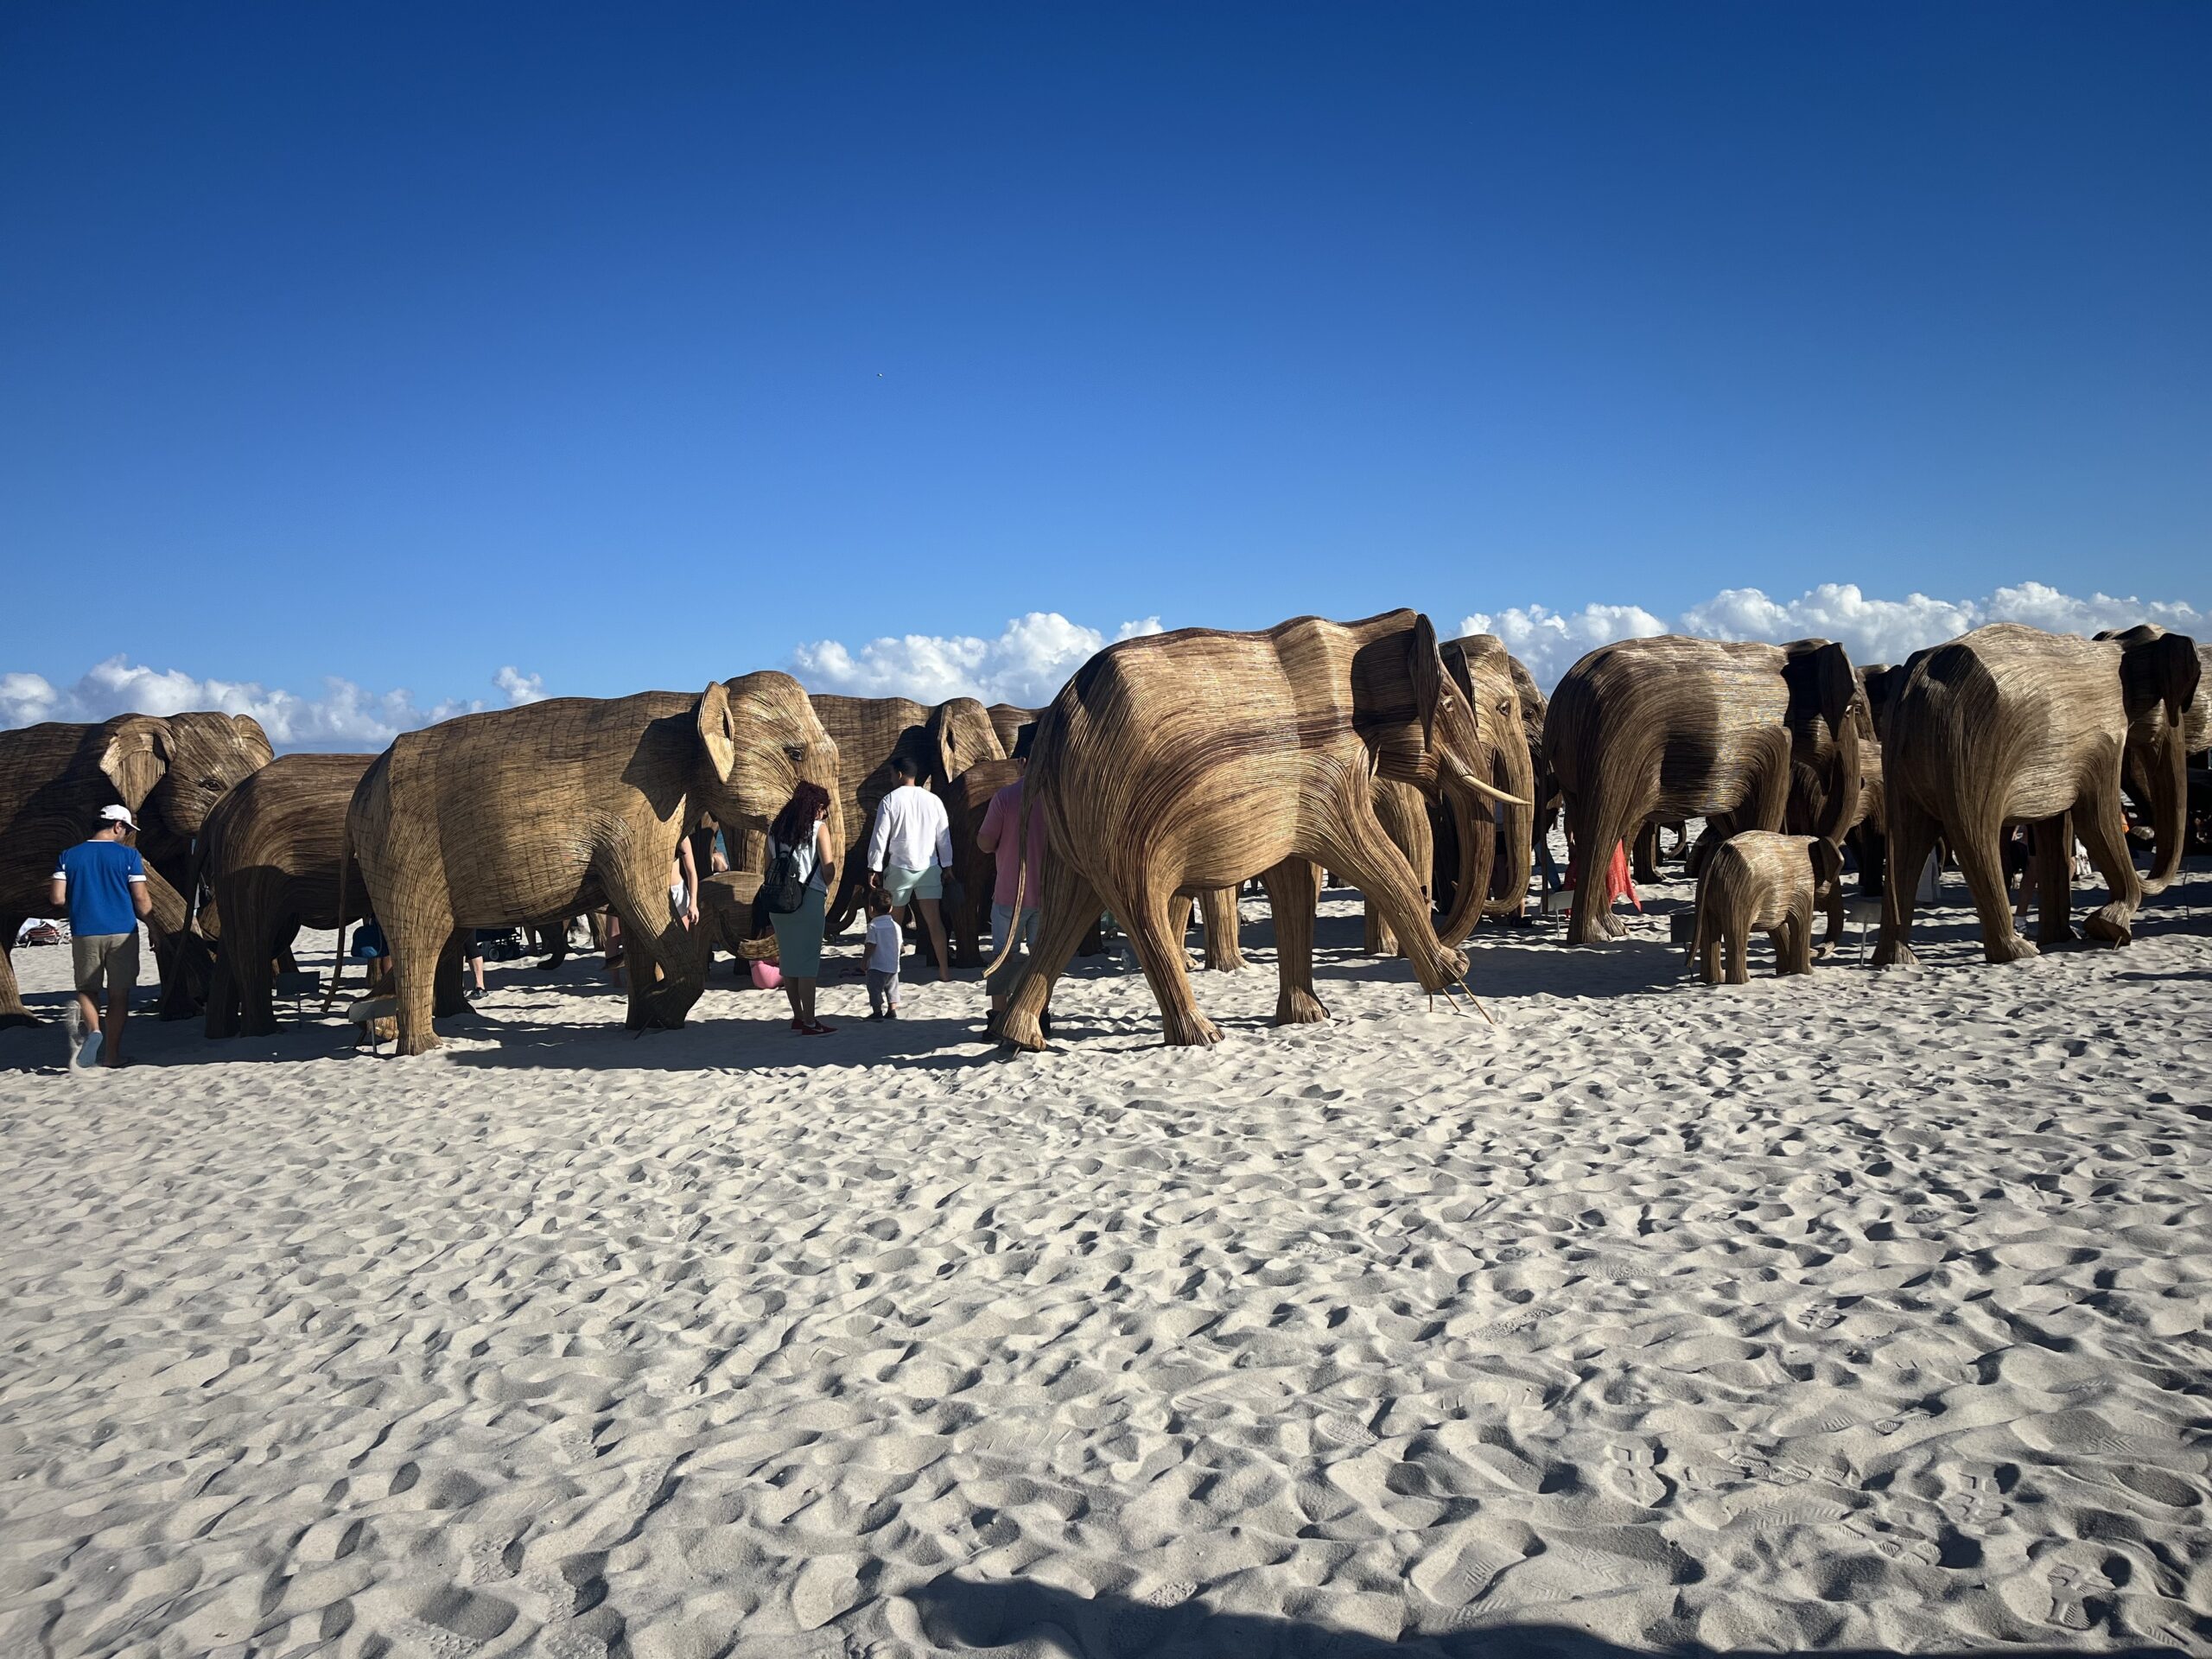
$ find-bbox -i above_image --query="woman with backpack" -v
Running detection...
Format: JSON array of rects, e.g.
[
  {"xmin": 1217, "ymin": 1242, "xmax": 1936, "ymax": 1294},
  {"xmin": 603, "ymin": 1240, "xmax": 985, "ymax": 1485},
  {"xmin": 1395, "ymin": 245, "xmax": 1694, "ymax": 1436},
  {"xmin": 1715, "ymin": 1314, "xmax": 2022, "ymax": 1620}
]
[{"xmin": 764, "ymin": 781, "xmax": 837, "ymax": 1034}]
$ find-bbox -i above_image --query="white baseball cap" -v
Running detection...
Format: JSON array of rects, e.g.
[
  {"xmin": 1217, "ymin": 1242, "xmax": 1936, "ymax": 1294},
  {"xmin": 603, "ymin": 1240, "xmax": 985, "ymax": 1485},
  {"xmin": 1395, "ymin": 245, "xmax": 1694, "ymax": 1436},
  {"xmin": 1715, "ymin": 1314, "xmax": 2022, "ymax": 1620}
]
[{"xmin": 100, "ymin": 804, "xmax": 140, "ymax": 831}]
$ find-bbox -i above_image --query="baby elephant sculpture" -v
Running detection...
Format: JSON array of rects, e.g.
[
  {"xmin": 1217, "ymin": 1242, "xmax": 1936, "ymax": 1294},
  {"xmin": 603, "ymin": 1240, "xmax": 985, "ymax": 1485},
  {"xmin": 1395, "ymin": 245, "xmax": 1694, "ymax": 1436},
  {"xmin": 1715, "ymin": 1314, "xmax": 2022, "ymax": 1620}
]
[{"xmin": 1688, "ymin": 831, "xmax": 1845, "ymax": 985}]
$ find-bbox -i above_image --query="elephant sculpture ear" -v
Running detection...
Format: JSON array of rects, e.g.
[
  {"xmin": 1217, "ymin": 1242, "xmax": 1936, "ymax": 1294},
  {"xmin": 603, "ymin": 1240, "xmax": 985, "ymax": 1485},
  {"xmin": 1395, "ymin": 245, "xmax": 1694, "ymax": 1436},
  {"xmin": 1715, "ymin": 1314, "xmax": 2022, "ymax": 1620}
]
[
  {"xmin": 1410, "ymin": 613, "xmax": 1444, "ymax": 747},
  {"xmin": 231, "ymin": 714, "xmax": 275, "ymax": 764},
  {"xmin": 99, "ymin": 717, "xmax": 170, "ymax": 808},
  {"xmin": 2158, "ymin": 633, "xmax": 2202, "ymax": 727},
  {"xmin": 696, "ymin": 681, "xmax": 738, "ymax": 785},
  {"xmin": 1789, "ymin": 640, "xmax": 1858, "ymax": 735},
  {"xmin": 2110, "ymin": 626, "xmax": 2202, "ymax": 726},
  {"xmin": 1440, "ymin": 639, "xmax": 1476, "ymax": 701}
]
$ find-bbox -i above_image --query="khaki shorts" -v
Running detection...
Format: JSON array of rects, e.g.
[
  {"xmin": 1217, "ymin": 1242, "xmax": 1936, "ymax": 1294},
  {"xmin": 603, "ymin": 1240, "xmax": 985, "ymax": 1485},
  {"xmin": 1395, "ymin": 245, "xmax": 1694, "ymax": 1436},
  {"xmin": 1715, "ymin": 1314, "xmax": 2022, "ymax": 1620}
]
[{"xmin": 72, "ymin": 931, "xmax": 139, "ymax": 998}]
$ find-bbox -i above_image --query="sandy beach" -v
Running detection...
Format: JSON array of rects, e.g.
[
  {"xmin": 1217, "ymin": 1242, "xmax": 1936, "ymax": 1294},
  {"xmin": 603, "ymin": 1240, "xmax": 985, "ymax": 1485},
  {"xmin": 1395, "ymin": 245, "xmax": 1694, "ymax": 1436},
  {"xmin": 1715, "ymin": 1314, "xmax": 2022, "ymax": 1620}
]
[{"xmin": 3, "ymin": 865, "xmax": 2209, "ymax": 1658}]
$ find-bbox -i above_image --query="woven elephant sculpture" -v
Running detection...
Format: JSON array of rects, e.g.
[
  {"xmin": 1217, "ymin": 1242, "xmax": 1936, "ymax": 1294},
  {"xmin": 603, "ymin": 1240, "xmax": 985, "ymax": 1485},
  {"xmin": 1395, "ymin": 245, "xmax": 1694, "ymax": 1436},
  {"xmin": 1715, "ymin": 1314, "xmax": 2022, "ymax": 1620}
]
[
  {"xmin": 2094, "ymin": 625, "xmax": 2212, "ymax": 866},
  {"xmin": 347, "ymin": 674, "xmax": 840, "ymax": 1055},
  {"xmin": 1688, "ymin": 830, "xmax": 1845, "ymax": 985},
  {"xmin": 804, "ymin": 694, "xmax": 1007, "ymax": 952},
  {"xmin": 990, "ymin": 609, "xmax": 1526, "ymax": 1051},
  {"xmin": 1427, "ymin": 634, "xmax": 1541, "ymax": 927},
  {"xmin": 1875, "ymin": 622, "xmax": 2199, "ymax": 966},
  {"xmin": 191, "ymin": 752, "xmax": 375, "ymax": 1038},
  {"xmin": 1544, "ymin": 635, "xmax": 1861, "ymax": 945},
  {"xmin": 0, "ymin": 711, "xmax": 271, "ymax": 1027}
]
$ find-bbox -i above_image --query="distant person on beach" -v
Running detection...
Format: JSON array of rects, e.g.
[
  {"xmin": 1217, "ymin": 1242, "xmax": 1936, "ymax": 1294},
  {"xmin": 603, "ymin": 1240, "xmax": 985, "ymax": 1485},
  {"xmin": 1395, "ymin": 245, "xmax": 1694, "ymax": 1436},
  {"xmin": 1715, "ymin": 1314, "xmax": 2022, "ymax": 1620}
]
[
  {"xmin": 976, "ymin": 724, "xmax": 1050, "ymax": 1039},
  {"xmin": 864, "ymin": 890, "xmax": 902, "ymax": 1020},
  {"xmin": 48, "ymin": 803, "xmax": 152, "ymax": 1070},
  {"xmin": 767, "ymin": 780, "xmax": 837, "ymax": 1034},
  {"xmin": 867, "ymin": 754, "xmax": 954, "ymax": 982}
]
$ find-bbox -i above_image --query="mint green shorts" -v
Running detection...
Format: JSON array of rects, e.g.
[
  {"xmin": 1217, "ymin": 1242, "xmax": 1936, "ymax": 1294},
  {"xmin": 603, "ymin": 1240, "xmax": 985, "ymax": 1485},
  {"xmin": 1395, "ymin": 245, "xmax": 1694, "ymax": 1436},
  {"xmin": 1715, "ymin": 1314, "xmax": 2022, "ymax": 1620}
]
[{"xmin": 880, "ymin": 864, "xmax": 943, "ymax": 906}]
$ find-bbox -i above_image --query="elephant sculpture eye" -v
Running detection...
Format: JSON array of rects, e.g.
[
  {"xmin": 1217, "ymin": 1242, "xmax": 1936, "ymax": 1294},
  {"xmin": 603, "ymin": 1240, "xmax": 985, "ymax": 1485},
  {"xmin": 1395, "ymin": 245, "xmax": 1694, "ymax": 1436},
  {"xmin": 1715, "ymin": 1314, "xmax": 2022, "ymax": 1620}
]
[
  {"xmin": 200, "ymin": 776, "xmax": 223, "ymax": 791},
  {"xmin": 783, "ymin": 743, "xmax": 807, "ymax": 762}
]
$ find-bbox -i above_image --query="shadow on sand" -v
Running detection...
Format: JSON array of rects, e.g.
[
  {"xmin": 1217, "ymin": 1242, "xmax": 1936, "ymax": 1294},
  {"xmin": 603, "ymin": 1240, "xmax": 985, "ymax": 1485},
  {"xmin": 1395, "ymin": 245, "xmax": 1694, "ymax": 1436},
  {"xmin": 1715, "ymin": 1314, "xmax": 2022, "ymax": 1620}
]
[{"xmin": 903, "ymin": 1573, "xmax": 2195, "ymax": 1658}]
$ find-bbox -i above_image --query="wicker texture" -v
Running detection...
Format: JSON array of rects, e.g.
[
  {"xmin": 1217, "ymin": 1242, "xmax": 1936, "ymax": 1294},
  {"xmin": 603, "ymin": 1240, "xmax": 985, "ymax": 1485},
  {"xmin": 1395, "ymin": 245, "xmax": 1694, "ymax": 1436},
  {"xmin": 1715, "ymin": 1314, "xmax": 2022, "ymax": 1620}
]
[
  {"xmin": 0, "ymin": 712, "xmax": 270, "ymax": 1026},
  {"xmin": 994, "ymin": 609, "xmax": 1522, "ymax": 1051},
  {"xmin": 1362, "ymin": 779, "xmax": 1434, "ymax": 957},
  {"xmin": 348, "ymin": 674, "xmax": 840, "ymax": 1055},
  {"xmin": 986, "ymin": 704, "xmax": 1039, "ymax": 755},
  {"xmin": 2094, "ymin": 626, "xmax": 2212, "ymax": 866},
  {"xmin": 1438, "ymin": 635, "xmax": 1540, "ymax": 925},
  {"xmin": 1875, "ymin": 623, "xmax": 2200, "ymax": 967},
  {"xmin": 195, "ymin": 753, "xmax": 375, "ymax": 1037},
  {"xmin": 1543, "ymin": 635, "xmax": 1861, "ymax": 945},
  {"xmin": 1688, "ymin": 831, "xmax": 1844, "ymax": 984}
]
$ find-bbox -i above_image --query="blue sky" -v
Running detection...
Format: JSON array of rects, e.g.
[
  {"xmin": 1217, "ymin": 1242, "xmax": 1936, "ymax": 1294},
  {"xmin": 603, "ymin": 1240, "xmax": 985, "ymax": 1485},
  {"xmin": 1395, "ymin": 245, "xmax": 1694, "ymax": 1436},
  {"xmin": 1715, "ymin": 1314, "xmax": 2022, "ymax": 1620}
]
[{"xmin": 3, "ymin": 3, "xmax": 2207, "ymax": 740}]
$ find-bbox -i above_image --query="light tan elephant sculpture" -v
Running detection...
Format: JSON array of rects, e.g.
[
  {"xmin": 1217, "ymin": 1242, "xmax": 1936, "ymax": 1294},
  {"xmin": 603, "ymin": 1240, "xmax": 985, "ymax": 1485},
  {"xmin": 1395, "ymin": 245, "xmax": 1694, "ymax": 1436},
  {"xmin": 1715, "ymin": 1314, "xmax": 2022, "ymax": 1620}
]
[
  {"xmin": 1363, "ymin": 779, "xmax": 1433, "ymax": 957},
  {"xmin": 2094, "ymin": 625, "xmax": 2212, "ymax": 868},
  {"xmin": 1544, "ymin": 636, "xmax": 1861, "ymax": 944},
  {"xmin": 348, "ymin": 675, "xmax": 840, "ymax": 1054},
  {"xmin": 0, "ymin": 712, "xmax": 271, "ymax": 1026},
  {"xmin": 1875, "ymin": 623, "xmax": 2198, "ymax": 965},
  {"xmin": 1688, "ymin": 831, "xmax": 1844, "ymax": 984},
  {"xmin": 1433, "ymin": 635, "xmax": 1538, "ymax": 925},
  {"xmin": 194, "ymin": 752, "xmax": 375, "ymax": 1038},
  {"xmin": 990, "ymin": 610, "xmax": 1525, "ymax": 1050}
]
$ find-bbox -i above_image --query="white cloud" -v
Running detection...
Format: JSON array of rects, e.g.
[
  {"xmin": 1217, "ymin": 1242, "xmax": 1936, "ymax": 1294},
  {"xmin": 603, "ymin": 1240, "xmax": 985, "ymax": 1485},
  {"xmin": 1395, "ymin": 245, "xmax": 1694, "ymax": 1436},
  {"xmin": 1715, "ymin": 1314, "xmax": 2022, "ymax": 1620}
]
[
  {"xmin": 1457, "ymin": 602, "xmax": 1669, "ymax": 690},
  {"xmin": 0, "ymin": 658, "xmax": 549, "ymax": 751},
  {"xmin": 1467, "ymin": 582, "xmax": 2210, "ymax": 690},
  {"xmin": 791, "ymin": 612, "xmax": 1166, "ymax": 707}
]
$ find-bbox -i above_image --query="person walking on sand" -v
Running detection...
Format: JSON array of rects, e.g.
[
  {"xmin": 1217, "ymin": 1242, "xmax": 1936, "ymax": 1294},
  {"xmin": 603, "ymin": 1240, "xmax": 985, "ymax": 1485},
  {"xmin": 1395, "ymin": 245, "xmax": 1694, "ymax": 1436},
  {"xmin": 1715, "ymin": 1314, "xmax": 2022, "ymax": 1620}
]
[
  {"xmin": 766, "ymin": 780, "xmax": 838, "ymax": 1034},
  {"xmin": 48, "ymin": 803, "xmax": 153, "ymax": 1070},
  {"xmin": 867, "ymin": 753, "xmax": 954, "ymax": 982},
  {"xmin": 864, "ymin": 889, "xmax": 902, "ymax": 1020},
  {"xmin": 977, "ymin": 724, "xmax": 1052, "ymax": 1040}
]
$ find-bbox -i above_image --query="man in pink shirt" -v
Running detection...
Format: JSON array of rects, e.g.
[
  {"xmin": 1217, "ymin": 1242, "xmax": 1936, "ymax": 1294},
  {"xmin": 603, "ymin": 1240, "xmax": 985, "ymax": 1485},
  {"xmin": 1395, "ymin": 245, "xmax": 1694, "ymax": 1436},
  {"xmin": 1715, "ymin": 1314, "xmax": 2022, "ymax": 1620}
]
[{"xmin": 976, "ymin": 725, "xmax": 1051, "ymax": 1039}]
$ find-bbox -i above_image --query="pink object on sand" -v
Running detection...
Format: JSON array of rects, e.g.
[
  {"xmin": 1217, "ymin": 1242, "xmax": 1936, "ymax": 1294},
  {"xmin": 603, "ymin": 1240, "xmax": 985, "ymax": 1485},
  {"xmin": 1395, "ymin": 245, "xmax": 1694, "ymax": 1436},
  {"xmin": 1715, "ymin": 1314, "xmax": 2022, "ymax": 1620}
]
[{"xmin": 750, "ymin": 959, "xmax": 782, "ymax": 990}]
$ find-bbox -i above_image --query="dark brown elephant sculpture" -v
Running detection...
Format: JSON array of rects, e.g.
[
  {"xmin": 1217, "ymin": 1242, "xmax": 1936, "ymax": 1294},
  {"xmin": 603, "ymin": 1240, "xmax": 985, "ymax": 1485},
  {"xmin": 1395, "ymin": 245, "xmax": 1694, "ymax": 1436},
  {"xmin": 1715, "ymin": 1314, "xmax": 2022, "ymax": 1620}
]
[
  {"xmin": 987, "ymin": 703, "xmax": 1039, "ymax": 756},
  {"xmin": 1874, "ymin": 623, "xmax": 2199, "ymax": 966},
  {"xmin": 348, "ymin": 675, "xmax": 840, "ymax": 1055},
  {"xmin": 1688, "ymin": 831, "xmax": 1845, "ymax": 984},
  {"xmin": 0, "ymin": 711, "xmax": 272, "ymax": 1026},
  {"xmin": 193, "ymin": 752, "xmax": 375, "ymax": 1037},
  {"xmin": 1544, "ymin": 636, "xmax": 1861, "ymax": 944},
  {"xmin": 2094, "ymin": 626, "xmax": 2212, "ymax": 869},
  {"xmin": 990, "ymin": 610, "xmax": 1526, "ymax": 1050},
  {"xmin": 804, "ymin": 695, "xmax": 1007, "ymax": 950}
]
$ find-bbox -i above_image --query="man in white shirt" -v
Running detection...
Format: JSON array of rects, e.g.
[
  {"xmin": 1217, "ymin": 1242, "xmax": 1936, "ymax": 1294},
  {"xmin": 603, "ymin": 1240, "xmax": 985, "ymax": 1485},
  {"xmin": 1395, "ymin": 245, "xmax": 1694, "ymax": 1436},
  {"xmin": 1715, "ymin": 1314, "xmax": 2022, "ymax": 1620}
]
[{"xmin": 867, "ymin": 753, "xmax": 955, "ymax": 982}]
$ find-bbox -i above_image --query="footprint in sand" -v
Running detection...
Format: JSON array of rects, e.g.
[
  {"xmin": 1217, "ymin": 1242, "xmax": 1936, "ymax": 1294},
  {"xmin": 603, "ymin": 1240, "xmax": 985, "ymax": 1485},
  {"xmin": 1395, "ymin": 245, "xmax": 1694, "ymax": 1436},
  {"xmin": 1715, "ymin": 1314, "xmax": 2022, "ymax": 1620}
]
[
  {"xmin": 389, "ymin": 1618, "xmax": 481, "ymax": 1658},
  {"xmin": 2044, "ymin": 1563, "xmax": 2110, "ymax": 1631},
  {"xmin": 465, "ymin": 1537, "xmax": 516, "ymax": 1585},
  {"xmin": 1144, "ymin": 1580, "xmax": 1198, "ymax": 1607},
  {"xmin": 1840, "ymin": 1516, "xmax": 1941, "ymax": 1567},
  {"xmin": 1316, "ymin": 1414, "xmax": 1378, "ymax": 1450},
  {"xmin": 1602, "ymin": 1444, "xmax": 1667, "ymax": 1508},
  {"xmin": 541, "ymin": 1630, "xmax": 609, "ymax": 1659}
]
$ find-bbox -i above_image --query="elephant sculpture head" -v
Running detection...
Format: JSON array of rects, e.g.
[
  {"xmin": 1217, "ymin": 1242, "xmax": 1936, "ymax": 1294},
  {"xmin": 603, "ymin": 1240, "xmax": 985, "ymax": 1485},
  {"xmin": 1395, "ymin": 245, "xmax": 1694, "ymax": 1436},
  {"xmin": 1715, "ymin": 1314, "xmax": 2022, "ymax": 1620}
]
[
  {"xmin": 696, "ymin": 674, "xmax": 845, "ymax": 863},
  {"xmin": 925, "ymin": 697, "xmax": 1007, "ymax": 794},
  {"xmin": 97, "ymin": 712, "xmax": 274, "ymax": 849},
  {"xmin": 1440, "ymin": 634, "xmax": 1541, "ymax": 933},
  {"xmin": 1777, "ymin": 639, "xmax": 1864, "ymax": 846},
  {"xmin": 1351, "ymin": 613, "xmax": 1527, "ymax": 943},
  {"xmin": 2097, "ymin": 624, "xmax": 2203, "ymax": 893}
]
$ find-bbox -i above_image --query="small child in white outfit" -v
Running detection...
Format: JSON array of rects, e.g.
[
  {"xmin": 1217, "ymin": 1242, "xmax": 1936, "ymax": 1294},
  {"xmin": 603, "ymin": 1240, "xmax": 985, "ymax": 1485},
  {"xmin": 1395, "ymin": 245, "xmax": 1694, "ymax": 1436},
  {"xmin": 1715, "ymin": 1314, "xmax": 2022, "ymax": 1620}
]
[{"xmin": 865, "ymin": 891, "xmax": 902, "ymax": 1020}]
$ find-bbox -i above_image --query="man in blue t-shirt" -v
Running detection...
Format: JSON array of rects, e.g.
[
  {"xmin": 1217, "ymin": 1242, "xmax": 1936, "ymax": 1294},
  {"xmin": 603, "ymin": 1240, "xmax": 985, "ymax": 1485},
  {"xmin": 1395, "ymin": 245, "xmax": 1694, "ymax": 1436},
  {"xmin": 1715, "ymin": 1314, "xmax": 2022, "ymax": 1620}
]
[{"xmin": 48, "ymin": 804, "xmax": 154, "ymax": 1070}]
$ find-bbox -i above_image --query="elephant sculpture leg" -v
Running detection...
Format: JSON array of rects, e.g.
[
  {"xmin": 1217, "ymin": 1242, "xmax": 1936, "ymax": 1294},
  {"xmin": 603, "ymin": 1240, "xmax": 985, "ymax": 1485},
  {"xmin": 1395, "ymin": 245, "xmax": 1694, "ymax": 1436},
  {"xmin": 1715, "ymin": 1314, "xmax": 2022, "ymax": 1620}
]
[
  {"xmin": 1950, "ymin": 820, "xmax": 2037, "ymax": 964},
  {"xmin": 1563, "ymin": 771, "xmax": 1652, "ymax": 943},
  {"xmin": 1121, "ymin": 881, "xmax": 1225, "ymax": 1047},
  {"xmin": 1313, "ymin": 783, "xmax": 1466, "ymax": 1000},
  {"xmin": 2032, "ymin": 815, "xmax": 2075, "ymax": 947},
  {"xmin": 1199, "ymin": 887, "xmax": 1244, "ymax": 971},
  {"xmin": 1262, "ymin": 858, "xmax": 1326, "ymax": 1025},
  {"xmin": 1775, "ymin": 894, "xmax": 1815, "ymax": 976},
  {"xmin": 1872, "ymin": 794, "xmax": 1942, "ymax": 969},
  {"xmin": 1631, "ymin": 820, "xmax": 1663, "ymax": 886},
  {"xmin": 1000, "ymin": 869, "xmax": 1104, "ymax": 1051},
  {"xmin": 2075, "ymin": 789, "xmax": 2145, "ymax": 945},
  {"xmin": 0, "ymin": 924, "xmax": 32, "ymax": 1027},
  {"xmin": 385, "ymin": 900, "xmax": 459, "ymax": 1054}
]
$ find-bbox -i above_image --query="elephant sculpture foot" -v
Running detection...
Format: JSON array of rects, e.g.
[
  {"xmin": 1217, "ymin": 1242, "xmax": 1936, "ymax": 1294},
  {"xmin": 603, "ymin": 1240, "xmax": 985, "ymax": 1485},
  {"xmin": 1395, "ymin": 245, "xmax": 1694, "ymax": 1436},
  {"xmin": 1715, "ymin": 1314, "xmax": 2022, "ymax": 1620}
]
[
  {"xmin": 1274, "ymin": 988, "xmax": 1329, "ymax": 1026},
  {"xmin": 1162, "ymin": 1008, "xmax": 1225, "ymax": 1047},
  {"xmin": 1982, "ymin": 934, "xmax": 2040, "ymax": 964},
  {"xmin": 998, "ymin": 1007, "xmax": 1049, "ymax": 1052},
  {"xmin": 1869, "ymin": 937, "xmax": 1918, "ymax": 969},
  {"xmin": 2082, "ymin": 908, "xmax": 2133, "ymax": 947}
]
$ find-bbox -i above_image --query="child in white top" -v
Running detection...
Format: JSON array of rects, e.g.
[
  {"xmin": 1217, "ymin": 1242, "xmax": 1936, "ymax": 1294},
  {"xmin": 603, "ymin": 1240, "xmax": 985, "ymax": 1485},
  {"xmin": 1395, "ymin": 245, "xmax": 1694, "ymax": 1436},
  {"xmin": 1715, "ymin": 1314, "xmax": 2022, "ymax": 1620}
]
[{"xmin": 864, "ymin": 891, "xmax": 903, "ymax": 1020}]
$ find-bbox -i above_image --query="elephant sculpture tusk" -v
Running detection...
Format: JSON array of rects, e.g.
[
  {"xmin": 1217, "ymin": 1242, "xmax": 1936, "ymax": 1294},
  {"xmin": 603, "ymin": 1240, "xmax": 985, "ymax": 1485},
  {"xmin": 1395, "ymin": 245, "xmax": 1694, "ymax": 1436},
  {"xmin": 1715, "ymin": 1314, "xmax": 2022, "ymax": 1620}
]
[{"xmin": 1453, "ymin": 769, "xmax": 1531, "ymax": 810}]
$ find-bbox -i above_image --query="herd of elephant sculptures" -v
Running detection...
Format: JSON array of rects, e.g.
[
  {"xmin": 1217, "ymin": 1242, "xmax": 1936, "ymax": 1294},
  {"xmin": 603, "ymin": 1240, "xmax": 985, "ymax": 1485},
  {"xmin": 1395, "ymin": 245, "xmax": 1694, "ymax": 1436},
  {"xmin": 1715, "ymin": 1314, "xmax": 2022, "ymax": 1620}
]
[{"xmin": 1, "ymin": 609, "xmax": 2203, "ymax": 1059}]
